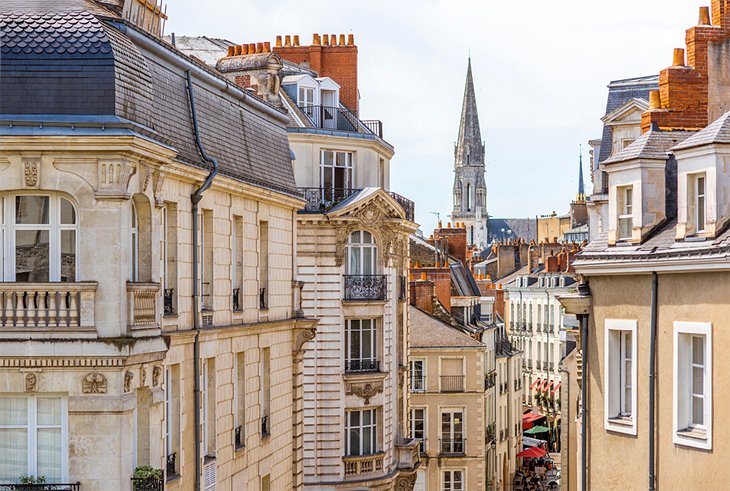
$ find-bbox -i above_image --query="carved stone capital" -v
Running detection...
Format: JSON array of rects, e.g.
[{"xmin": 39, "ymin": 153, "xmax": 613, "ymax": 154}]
[
  {"xmin": 293, "ymin": 327, "xmax": 316, "ymax": 353},
  {"xmin": 96, "ymin": 159, "xmax": 137, "ymax": 199},
  {"xmin": 124, "ymin": 371, "xmax": 134, "ymax": 393},
  {"xmin": 346, "ymin": 381, "xmax": 383, "ymax": 404}
]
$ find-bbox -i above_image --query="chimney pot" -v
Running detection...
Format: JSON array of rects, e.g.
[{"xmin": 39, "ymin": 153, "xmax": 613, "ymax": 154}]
[
  {"xmin": 447, "ymin": 222, "xmax": 451, "ymax": 228},
  {"xmin": 331, "ymin": 33, "xmax": 337, "ymax": 45},
  {"xmin": 255, "ymin": 42, "xmax": 263, "ymax": 54},
  {"xmin": 234, "ymin": 44, "xmax": 242, "ymax": 56},
  {"xmin": 264, "ymin": 41, "xmax": 271, "ymax": 52},
  {"xmin": 699, "ymin": 6, "xmax": 712, "ymax": 25},
  {"xmin": 347, "ymin": 34, "xmax": 355, "ymax": 45},
  {"xmin": 420, "ymin": 272, "xmax": 427, "ymax": 281},
  {"xmin": 248, "ymin": 43, "xmax": 256, "ymax": 54},
  {"xmin": 649, "ymin": 90, "xmax": 661, "ymax": 110},
  {"xmin": 322, "ymin": 34, "xmax": 330, "ymax": 45},
  {"xmin": 227, "ymin": 46, "xmax": 235, "ymax": 57},
  {"xmin": 673, "ymin": 47, "xmax": 685, "ymax": 67},
  {"xmin": 339, "ymin": 34, "xmax": 346, "ymax": 45},
  {"xmin": 275, "ymin": 35, "xmax": 282, "ymax": 47},
  {"xmin": 313, "ymin": 33, "xmax": 321, "ymax": 45},
  {"xmin": 293, "ymin": 35, "xmax": 300, "ymax": 46},
  {"xmin": 284, "ymin": 35, "xmax": 291, "ymax": 47}
]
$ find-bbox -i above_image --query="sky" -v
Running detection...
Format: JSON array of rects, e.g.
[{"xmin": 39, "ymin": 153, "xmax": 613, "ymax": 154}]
[{"xmin": 166, "ymin": 0, "xmax": 705, "ymax": 233}]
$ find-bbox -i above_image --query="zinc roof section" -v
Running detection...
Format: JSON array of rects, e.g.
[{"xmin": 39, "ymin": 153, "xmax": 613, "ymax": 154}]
[
  {"xmin": 673, "ymin": 111, "xmax": 730, "ymax": 151},
  {"xmin": 602, "ymin": 130, "xmax": 692, "ymax": 165}
]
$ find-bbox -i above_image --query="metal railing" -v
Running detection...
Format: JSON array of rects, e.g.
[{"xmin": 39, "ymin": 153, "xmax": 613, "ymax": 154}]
[
  {"xmin": 131, "ymin": 477, "xmax": 162, "ymax": 491},
  {"xmin": 410, "ymin": 375, "xmax": 426, "ymax": 392},
  {"xmin": 346, "ymin": 359, "xmax": 380, "ymax": 372},
  {"xmin": 388, "ymin": 191, "xmax": 415, "ymax": 221},
  {"xmin": 163, "ymin": 288, "xmax": 175, "ymax": 316},
  {"xmin": 259, "ymin": 287, "xmax": 267, "ymax": 310},
  {"xmin": 484, "ymin": 372, "xmax": 496, "ymax": 390},
  {"xmin": 417, "ymin": 437, "xmax": 427, "ymax": 454},
  {"xmin": 166, "ymin": 452, "xmax": 177, "ymax": 479},
  {"xmin": 398, "ymin": 275, "xmax": 407, "ymax": 301},
  {"xmin": 234, "ymin": 425, "xmax": 244, "ymax": 449},
  {"xmin": 298, "ymin": 187, "xmax": 415, "ymax": 222},
  {"xmin": 440, "ymin": 375, "xmax": 465, "ymax": 392},
  {"xmin": 0, "ymin": 485, "xmax": 81, "ymax": 491},
  {"xmin": 232, "ymin": 288, "xmax": 241, "ymax": 312},
  {"xmin": 527, "ymin": 360, "xmax": 533, "ymax": 369},
  {"xmin": 361, "ymin": 119, "xmax": 383, "ymax": 138},
  {"xmin": 300, "ymin": 105, "xmax": 383, "ymax": 138},
  {"xmin": 486, "ymin": 423, "xmax": 496, "ymax": 442},
  {"xmin": 439, "ymin": 438, "xmax": 466, "ymax": 455},
  {"xmin": 344, "ymin": 275, "xmax": 387, "ymax": 301}
]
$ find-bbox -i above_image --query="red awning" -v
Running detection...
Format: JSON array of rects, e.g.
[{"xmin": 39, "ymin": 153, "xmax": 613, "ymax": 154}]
[
  {"xmin": 529, "ymin": 378, "xmax": 542, "ymax": 390},
  {"xmin": 540, "ymin": 379, "xmax": 551, "ymax": 391},
  {"xmin": 551, "ymin": 382, "xmax": 562, "ymax": 395},
  {"xmin": 522, "ymin": 412, "xmax": 544, "ymax": 424},
  {"xmin": 517, "ymin": 446, "xmax": 547, "ymax": 459},
  {"xmin": 543, "ymin": 381, "xmax": 554, "ymax": 394}
]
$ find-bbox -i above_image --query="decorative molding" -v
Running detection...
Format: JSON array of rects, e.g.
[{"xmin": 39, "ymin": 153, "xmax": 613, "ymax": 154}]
[
  {"xmin": 394, "ymin": 474, "xmax": 417, "ymax": 491},
  {"xmin": 24, "ymin": 373, "xmax": 38, "ymax": 392},
  {"xmin": 0, "ymin": 358, "xmax": 125, "ymax": 368},
  {"xmin": 152, "ymin": 365, "xmax": 161, "ymax": 387},
  {"xmin": 140, "ymin": 366, "xmax": 147, "ymax": 387},
  {"xmin": 82, "ymin": 372, "xmax": 108, "ymax": 394},
  {"xmin": 22, "ymin": 158, "xmax": 40, "ymax": 188},
  {"xmin": 293, "ymin": 327, "xmax": 316, "ymax": 353},
  {"xmin": 96, "ymin": 159, "xmax": 136, "ymax": 199},
  {"xmin": 152, "ymin": 170, "xmax": 166, "ymax": 207},
  {"xmin": 124, "ymin": 371, "xmax": 134, "ymax": 393},
  {"xmin": 346, "ymin": 381, "xmax": 383, "ymax": 404}
]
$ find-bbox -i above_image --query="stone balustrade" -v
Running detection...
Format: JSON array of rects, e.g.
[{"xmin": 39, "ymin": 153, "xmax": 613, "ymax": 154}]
[
  {"xmin": 342, "ymin": 452, "xmax": 385, "ymax": 477},
  {"xmin": 127, "ymin": 282, "xmax": 161, "ymax": 330},
  {"xmin": 0, "ymin": 282, "xmax": 97, "ymax": 328}
]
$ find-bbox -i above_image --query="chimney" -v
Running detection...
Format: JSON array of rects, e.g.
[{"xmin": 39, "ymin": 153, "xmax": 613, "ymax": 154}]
[
  {"xmin": 284, "ymin": 35, "xmax": 291, "ymax": 47},
  {"xmin": 672, "ymin": 48, "xmax": 685, "ymax": 67},
  {"xmin": 649, "ymin": 90, "xmax": 662, "ymax": 110},
  {"xmin": 410, "ymin": 275, "xmax": 435, "ymax": 314},
  {"xmin": 699, "ymin": 6, "xmax": 712, "ymax": 25},
  {"xmin": 275, "ymin": 35, "xmax": 282, "ymax": 47},
  {"xmin": 293, "ymin": 35, "xmax": 300, "ymax": 46}
]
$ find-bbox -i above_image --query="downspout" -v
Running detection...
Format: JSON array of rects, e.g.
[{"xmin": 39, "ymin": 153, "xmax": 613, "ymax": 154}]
[
  {"xmin": 187, "ymin": 69, "xmax": 219, "ymax": 491},
  {"xmin": 649, "ymin": 272, "xmax": 658, "ymax": 491},
  {"xmin": 580, "ymin": 312, "xmax": 587, "ymax": 491},
  {"xmin": 559, "ymin": 365, "xmax": 570, "ymax": 491}
]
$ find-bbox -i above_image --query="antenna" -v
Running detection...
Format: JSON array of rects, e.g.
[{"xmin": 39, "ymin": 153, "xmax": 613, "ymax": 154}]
[{"xmin": 430, "ymin": 211, "xmax": 441, "ymax": 224}]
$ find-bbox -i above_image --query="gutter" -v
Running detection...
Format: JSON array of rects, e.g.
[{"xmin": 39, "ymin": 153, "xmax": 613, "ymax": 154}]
[
  {"xmin": 109, "ymin": 21, "xmax": 290, "ymax": 125},
  {"xmin": 648, "ymin": 272, "xmax": 658, "ymax": 491},
  {"xmin": 186, "ymin": 69, "xmax": 219, "ymax": 491}
]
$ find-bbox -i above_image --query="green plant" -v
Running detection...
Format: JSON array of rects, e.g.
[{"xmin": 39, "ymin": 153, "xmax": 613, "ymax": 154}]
[
  {"xmin": 19, "ymin": 475, "xmax": 46, "ymax": 484},
  {"xmin": 132, "ymin": 466, "xmax": 163, "ymax": 481}
]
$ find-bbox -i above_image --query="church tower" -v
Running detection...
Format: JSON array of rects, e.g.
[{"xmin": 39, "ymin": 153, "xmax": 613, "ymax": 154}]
[{"xmin": 451, "ymin": 58, "xmax": 488, "ymax": 248}]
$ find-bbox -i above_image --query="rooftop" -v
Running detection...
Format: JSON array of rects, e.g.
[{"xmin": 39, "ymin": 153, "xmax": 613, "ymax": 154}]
[{"xmin": 410, "ymin": 306, "xmax": 484, "ymax": 349}]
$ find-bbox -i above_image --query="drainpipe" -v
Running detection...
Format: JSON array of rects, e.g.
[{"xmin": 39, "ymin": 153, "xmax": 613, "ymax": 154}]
[
  {"xmin": 580, "ymin": 312, "xmax": 587, "ymax": 491},
  {"xmin": 187, "ymin": 70, "xmax": 219, "ymax": 491},
  {"xmin": 559, "ymin": 365, "xmax": 570, "ymax": 491},
  {"xmin": 649, "ymin": 272, "xmax": 658, "ymax": 491}
]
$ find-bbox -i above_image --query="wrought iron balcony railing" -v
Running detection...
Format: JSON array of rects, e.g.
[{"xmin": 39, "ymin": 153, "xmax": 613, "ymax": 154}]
[
  {"xmin": 166, "ymin": 451, "xmax": 177, "ymax": 480},
  {"xmin": 300, "ymin": 104, "xmax": 383, "ymax": 137},
  {"xmin": 0, "ymin": 485, "xmax": 81, "ymax": 491},
  {"xmin": 298, "ymin": 187, "xmax": 415, "ymax": 222},
  {"xmin": 439, "ymin": 438, "xmax": 466, "ymax": 455},
  {"xmin": 163, "ymin": 288, "xmax": 175, "ymax": 316},
  {"xmin": 346, "ymin": 359, "xmax": 380, "ymax": 372},
  {"xmin": 440, "ymin": 375, "xmax": 465, "ymax": 393},
  {"xmin": 388, "ymin": 191, "xmax": 415, "ymax": 221},
  {"xmin": 344, "ymin": 275, "xmax": 387, "ymax": 301}
]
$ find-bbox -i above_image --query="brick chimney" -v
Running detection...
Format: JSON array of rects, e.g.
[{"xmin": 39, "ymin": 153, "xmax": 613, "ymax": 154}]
[
  {"xmin": 642, "ymin": 2, "xmax": 730, "ymax": 131},
  {"xmin": 545, "ymin": 251, "xmax": 559, "ymax": 273},
  {"xmin": 410, "ymin": 274, "xmax": 434, "ymax": 314},
  {"xmin": 273, "ymin": 33, "xmax": 359, "ymax": 112},
  {"xmin": 216, "ymin": 42, "xmax": 283, "ymax": 107},
  {"xmin": 410, "ymin": 266, "xmax": 452, "ymax": 313},
  {"xmin": 433, "ymin": 223, "xmax": 468, "ymax": 266}
]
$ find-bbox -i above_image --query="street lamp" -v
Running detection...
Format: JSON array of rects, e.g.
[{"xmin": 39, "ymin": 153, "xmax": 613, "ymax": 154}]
[{"xmin": 487, "ymin": 439, "xmax": 497, "ymax": 490}]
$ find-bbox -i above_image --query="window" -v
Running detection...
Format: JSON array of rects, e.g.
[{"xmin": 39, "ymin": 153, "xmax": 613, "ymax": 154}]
[
  {"xmin": 617, "ymin": 186, "xmax": 633, "ymax": 240},
  {"xmin": 410, "ymin": 359, "xmax": 425, "ymax": 392},
  {"xmin": 346, "ymin": 319, "xmax": 378, "ymax": 372},
  {"xmin": 0, "ymin": 396, "xmax": 67, "ymax": 482},
  {"xmin": 443, "ymin": 470, "xmax": 464, "ymax": 491},
  {"xmin": 258, "ymin": 221, "xmax": 269, "ymax": 310},
  {"xmin": 440, "ymin": 410, "xmax": 464, "ymax": 454},
  {"xmin": 605, "ymin": 319, "xmax": 637, "ymax": 435},
  {"xmin": 131, "ymin": 201, "xmax": 139, "ymax": 281},
  {"xmin": 163, "ymin": 203, "xmax": 178, "ymax": 315},
  {"xmin": 234, "ymin": 352, "xmax": 245, "ymax": 449},
  {"xmin": 232, "ymin": 216, "xmax": 243, "ymax": 312},
  {"xmin": 345, "ymin": 408, "xmax": 378, "ymax": 456},
  {"xmin": 165, "ymin": 365, "xmax": 180, "ymax": 476},
  {"xmin": 298, "ymin": 86, "xmax": 314, "ymax": 111},
  {"xmin": 261, "ymin": 347, "xmax": 271, "ymax": 436},
  {"xmin": 694, "ymin": 174, "xmax": 706, "ymax": 234},
  {"xmin": 1, "ymin": 195, "xmax": 78, "ymax": 282},
  {"xmin": 346, "ymin": 231, "xmax": 377, "ymax": 275},
  {"xmin": 320, "ymin": 150, "xmax": 353, "ymax": 201},
  {"xmin": 673, "ymin": 322, "xmax": 712, "ymax": 450},
  {"xmin": 411, "ymin": 408, "xmax": 426, "ymax": 453},
  {"xmin": 200, "ymin": 210, "xmax": 214, "ymax": 311},
  {"xmin": 465, "ymin": 183, "xmax": 472, "ymax": 211},
  {"xmin": 202, "ymin": 358, "xmax": 216, "ymax": 457}
]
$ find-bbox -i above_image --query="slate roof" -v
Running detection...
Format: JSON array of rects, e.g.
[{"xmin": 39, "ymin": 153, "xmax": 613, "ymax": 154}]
[
  {"xmin": 0, "ymin": 1, "xmax": 299, "ymax": 197},
  {"xmin": 673, "ymin": 111, "xmax": 730, "ymax": 151},
  {"xmin": 602, "ymin": 130, "xmax": 693, "ymax": 164},
  {"xmin": 597, "ymin": 75, "xmax": 658, "ymax": 166},
  {"xmin": 487, "ymin": 218, "xmax": 536, "ymax": 243},
  {"xmin": 410, "ymin": 306, "xmax": 484, "ymax": 348}
]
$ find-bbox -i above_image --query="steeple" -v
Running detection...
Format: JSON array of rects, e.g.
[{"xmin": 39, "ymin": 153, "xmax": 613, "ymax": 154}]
[
  {"xmin": 577, "ymin": 146, "xmax": 586, "ymax": 203},
  {"xmin": 455, "ymin": 58, "xmax": 484, "ymax": 167}
]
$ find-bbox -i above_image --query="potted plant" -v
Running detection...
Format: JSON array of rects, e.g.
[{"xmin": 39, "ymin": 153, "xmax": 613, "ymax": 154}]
[
  {"xmin": 17, "ymin": 475, "xmax": 46, "ymax": 491},
  {"xmin": 131, "ymin": 466, "xmax": 163, "ymax": 491}
]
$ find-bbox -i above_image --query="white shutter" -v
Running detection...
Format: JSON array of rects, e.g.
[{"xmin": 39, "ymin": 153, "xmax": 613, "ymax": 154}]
[{"xmin": 203, "ymin": 460, "xmax": 216, "ymax": 491}]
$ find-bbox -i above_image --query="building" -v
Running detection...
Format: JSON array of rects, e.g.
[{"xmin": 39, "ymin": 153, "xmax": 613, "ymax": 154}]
[
  {"xmin": 451, "ymin": 60, "xmax": 489, "ymax": 249},
  {"xmin": 562, "ymin": 3, "xmax": 730, "ymax": 489},
  {"xmin": 0, "ymin": 1, "xmax": 317, "ymax": 490}
]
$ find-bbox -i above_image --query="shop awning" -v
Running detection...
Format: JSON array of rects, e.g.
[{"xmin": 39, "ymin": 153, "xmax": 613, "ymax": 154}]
[
  {"xmin": 529, "ymin": 378, "xmax": 542, "ymax": 389},
  {"xmin": 543, "ymin": 381, "xmax": 554, "ymax": 394},
  {"xmin": 522, "ymin": 436, "xmax": 547, "ymax": 448},
  {"xmin": 540, "ymin": 379, "xmax": 551, "ymax": 391},
  {"xmin": 517, "ymin": 446, "xmax": 547, "ymax": 458},
  {"xmin": 522, "ymin": 412, "xmax": 544, "ymax": 424},
  {"xmin": 550, "ymin": 382, "xmax": 561, "ymax": 395}
]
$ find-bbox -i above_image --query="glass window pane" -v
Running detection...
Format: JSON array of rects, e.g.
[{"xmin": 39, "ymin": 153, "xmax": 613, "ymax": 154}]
[
  {"xmin": 37, "ymin": 428, "xmax": 62, "ymax": 482},
  {"xmin": 692, "ymin": 397, "xmax": 704, "ymax": 425},
  {"xmin": 693, "ymin": 367, "xmax": 704, "ymax": 395},
  {"xmin": 16, "ymin": 196, "xmax": 49, "ymax": 224},
  {"xmin": 0, "ymin": 429, "xmax": 28, "ymax": 481},
  {"xmin": 60, "ymin": 198, "xmax": 76, "ymax": 225},
  {"xmin": 692, "ymin": 337, "xmax": 704, "ymax": 365},
  {"xmin": 60, "ymin": 230, "xmax": 76, "ymax": 282},
  {"xmin": 16, "ymin": 230, "xmax": 50, "ymax": 282},
  {"xmin": 348, "ymin": 428, "xmax": 360, "ymax": 456},
  {"xmin": 322, "ymin": 151, "xmax": 334, "ymax": 167},
  {"xmin": 37, "ymin": 398, "xmax": 61, "ymax": 426},
  {"xmin": 362, "ymin": 247, "xmax": 373, "ymax": 274},
  {"xmin": 0, "ymin": 398, "xmax": 27, "ymax": 425},
  {"xmin": 363, "ymin": 426, "xmax": 372, "ymax": 454}
]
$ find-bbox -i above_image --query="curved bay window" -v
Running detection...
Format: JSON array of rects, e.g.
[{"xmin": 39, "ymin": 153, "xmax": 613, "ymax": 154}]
[
  {"xmin": 1, "ymin": 194, "xmax": 78, "ymax": 282},
  {"xmin": 344, "ymin": 231, "xmax": 386, "ymax": 301}
]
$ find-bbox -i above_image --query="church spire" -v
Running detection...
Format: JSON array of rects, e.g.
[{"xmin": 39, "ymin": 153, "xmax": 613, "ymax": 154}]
[
  {"xmin": 577, "ymin": 146, "xmax": 586, "ymax": 203},
  {"xmin": 455, "ymin": 58, "xmax": 484, "ymax": 167}
]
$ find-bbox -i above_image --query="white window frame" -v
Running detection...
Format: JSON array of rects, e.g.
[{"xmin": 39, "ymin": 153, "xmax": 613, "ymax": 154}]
[
  {"xmin": 673, "ymin": 321, "xmax": 712, "ymax": 450},
  {"xmin": 345, "ymin": 408, "xmax": 378, "ymax": 456},
  {"xmin": 0, "ymin": 395, "xmax": 69, "ymax": 482},
  {"xmin": 346, "ymin": 230, "xmax": 377, "ymax": 275},
  {"xmin": 694, "ymin": 174, "xmax": 706, "ymax": 234},
  {"xmin": 617, "ymin": 186, "xmax": 634, "ymax": 241},
  {"xmin": 1, "ymin": 194, "xmax": 79, "ymax": 282},
  {"xmin": 410, "ymin": 359, "xmax": 426, "ymax": 392},
  {"xmin": 410, "ymin": 407, "xmax": 426, "ymax": 453},
  {"xmin": 440, "ymin": 409, "xmax": 465, "ymax": 453},
  {"xmin": 442, "ymin": 469, "xmax": 464, "ymax": 491},
  {"xmin": 604, "ymin": 319, "xmax": 637, "ymax": 435},
  {"xmin": 320, "ymin": 150, "xmax": 354, "ymax": 196},
  {"xmin": 346, "ymin": 319, "xmax": 378, "ymax": 370}
]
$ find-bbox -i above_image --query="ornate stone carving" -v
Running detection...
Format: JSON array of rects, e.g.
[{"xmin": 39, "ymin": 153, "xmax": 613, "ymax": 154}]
[
  {"xmin": 152, "ymin": 366, "xmax": 162, "ymax": 387},
  {"xmin": 142, "ymin": 165, "xmax": 153, "ymax": 193},
  {"xmin": 24, "ymin": 373, "xmax": 38, "ymax": 392},
  {"xmin": 394, "ymin": 474, "xmax": 417, "ymax": 491},
  {"xmin": 96, "ymin": 159, "xmax": 136, "ymax": 199},
  {"xmin": 346, "ymin": 381, "xmax": 383, "ymax": 404},
  {"xmin": 140, "ymin": 366, "xmax": 147, "ymax": 387},
  {"xmin": 153, "ymin": 170, "xmax": 166, "ymax": 207},
  {"xmin": 23, "ymin": 158, "xmax": 40, "ymax": 188},
  {"xmin": 294, "ymin": 327, "xmax": 316, "ymax": 353},
  {"xmin": 124, "ymin": 371, "xmax": 134, "ymax": 393},
  {"xmin": 82, "ymin": 373, "xmax": 107, "ymax": 394}
]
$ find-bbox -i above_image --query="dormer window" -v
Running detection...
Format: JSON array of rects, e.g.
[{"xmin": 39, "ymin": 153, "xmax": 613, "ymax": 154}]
[
  {"xmin": 617, "ymin": 186, "xmax": 633, "ymax": 241},
  {"xmin": 298, "ymin": 86, "xmax": 314, "ymax": 114},
  {"xmin": 693, "ymin": 174, "xmax": 706, "ymax": 234}
]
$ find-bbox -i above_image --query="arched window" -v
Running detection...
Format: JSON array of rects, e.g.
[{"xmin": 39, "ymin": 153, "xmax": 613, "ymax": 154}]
[
  {"xmin": 346, "ymin": 231, "xmax": 377, "ymax": 275},
  {"xmin": 466, "ymin": 183, "xmax": 472, "ymax": 211},
  {"xmin": 1, "ymin": 194, "xmax": 78, "ymax": 282},
  {"xmin": 131, "ymin": 201, "xmax": 139, "ymax": 282}
]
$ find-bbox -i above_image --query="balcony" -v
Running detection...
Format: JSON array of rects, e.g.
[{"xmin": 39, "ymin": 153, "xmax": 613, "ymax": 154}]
[
  {"xmin": 344, "ymin": 275, "xmax": 387, "ymax": 301},
  {"xmin": 346, "ymin": 359, "xmax": 381, "ymax": 373},
  {"xmin": 411, "ymin": 375, "xmax": 426, "ymax": 393},
  {"xmin": 127, "ymin": 282, "xmax": 161, "ymax": 331},
  {"xmin": 343, "ymin": 452, "xmax": 385, "ymax": 477},
  {"xmin": 440, "ymin": 375, "xmax": 465, "ymax": 393},
  {"xmin": 0, "ymin": 282, "xmax": 96, "ymax": 329},
  {"xmin": 439, "ymin": 438, "xmax": 466, "ymax": 456},
  {"xmin": 163, "ymin": 288, "xmax": 175, "ymax": 316},
  {"xmin": 486, "ymin": 423, "xmax": 496, "ymax": 442},
  {"xmin": 395, "ymin": 438, "xmax": 421, "ymax": 471},
  {"xmin": 300, "ymin": 105, "xmax": 383, "ymax": 138},
  {"xmin": 298, "ymin": 187, "xmax": 415, "ymax": 221},
  {"xmin": 0, "ymin": 485, "xmax": 81, "ymax": 491},
  {"xmin": 166, "ymin": 452, "xmax": 178, "ymax": 480}
]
